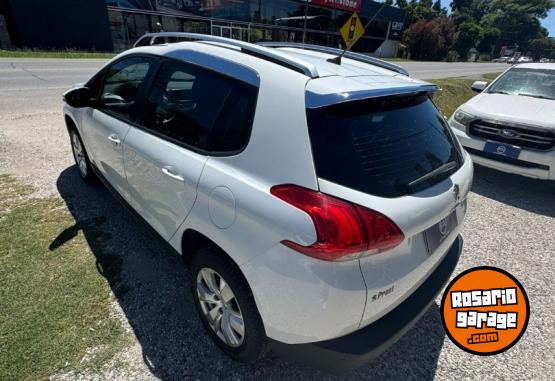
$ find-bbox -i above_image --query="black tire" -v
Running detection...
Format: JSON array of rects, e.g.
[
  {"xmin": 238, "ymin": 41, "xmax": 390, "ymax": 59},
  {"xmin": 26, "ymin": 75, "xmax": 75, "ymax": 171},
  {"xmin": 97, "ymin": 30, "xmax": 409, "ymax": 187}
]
[
  {"xmin": 190, "ymin": 246, "xmax": 268, "ymax": 363},
  {"xmin": 69, "ymin": 129, "xmax": 98, "ymax": 185}
]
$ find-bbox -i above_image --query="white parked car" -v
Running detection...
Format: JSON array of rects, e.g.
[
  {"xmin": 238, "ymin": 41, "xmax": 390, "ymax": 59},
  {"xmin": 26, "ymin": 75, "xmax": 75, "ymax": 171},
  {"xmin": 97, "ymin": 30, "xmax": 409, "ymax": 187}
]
[
  {"xmin": 517, "ymin": 56, "xmax": 534, "ymax": 63},
  {"xmin": 450, "ymin": 63, "xmax": 555, "ymax": 180},
  {"xmin": 63, "ymin": 33, "xmax": 472, "ymax": 372}
]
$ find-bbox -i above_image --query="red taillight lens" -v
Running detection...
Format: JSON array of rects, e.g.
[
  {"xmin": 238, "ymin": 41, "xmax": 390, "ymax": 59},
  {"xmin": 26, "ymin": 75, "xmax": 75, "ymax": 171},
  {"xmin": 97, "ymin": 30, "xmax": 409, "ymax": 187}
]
[{"xmin": 271, "ymin": 185, "xmax": 404, "ymax": 261}]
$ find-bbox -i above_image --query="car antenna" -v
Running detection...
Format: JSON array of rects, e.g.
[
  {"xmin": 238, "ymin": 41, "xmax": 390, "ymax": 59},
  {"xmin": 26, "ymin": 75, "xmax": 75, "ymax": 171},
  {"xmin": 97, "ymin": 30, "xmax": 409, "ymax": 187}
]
[{"xmin": 327, "ymin": 2, "xmax": 388, "ymax": 65}]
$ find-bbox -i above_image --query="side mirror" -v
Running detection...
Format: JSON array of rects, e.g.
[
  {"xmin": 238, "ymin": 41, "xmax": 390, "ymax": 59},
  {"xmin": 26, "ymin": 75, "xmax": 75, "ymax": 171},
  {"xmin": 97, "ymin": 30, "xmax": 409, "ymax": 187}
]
[
  {"xmin": 63, "ymin": 87, "xmax": 93, "ymax": 108},
  {"xmin": 471, "ymin": 81, "xmax": 488, "ymax": 93}
]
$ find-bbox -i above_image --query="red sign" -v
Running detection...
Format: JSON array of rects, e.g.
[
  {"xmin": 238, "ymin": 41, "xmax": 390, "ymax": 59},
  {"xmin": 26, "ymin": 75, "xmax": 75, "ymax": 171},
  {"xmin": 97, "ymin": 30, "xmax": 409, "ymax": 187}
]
[{"xmin": 311, "ymin": 0, "xmax": 362, "ymax": 13}]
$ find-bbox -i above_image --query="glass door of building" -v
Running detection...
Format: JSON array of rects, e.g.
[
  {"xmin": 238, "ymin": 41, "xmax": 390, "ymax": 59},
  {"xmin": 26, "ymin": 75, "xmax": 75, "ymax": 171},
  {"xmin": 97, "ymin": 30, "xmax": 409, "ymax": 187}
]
[{"xmin": 211, "ymin": 23, "xmax": 249, "ymax": 42}]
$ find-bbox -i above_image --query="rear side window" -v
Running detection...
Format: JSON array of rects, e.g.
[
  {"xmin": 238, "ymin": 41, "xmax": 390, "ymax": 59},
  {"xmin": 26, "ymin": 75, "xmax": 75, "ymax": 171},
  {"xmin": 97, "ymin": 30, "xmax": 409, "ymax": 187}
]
[
  {"xmin": 141, "ymin": 60, "xmax": 257, "ymax": 153},
  {"xmin": 307, "ymin": 95, "xmax": 463, "ymax": 198}
]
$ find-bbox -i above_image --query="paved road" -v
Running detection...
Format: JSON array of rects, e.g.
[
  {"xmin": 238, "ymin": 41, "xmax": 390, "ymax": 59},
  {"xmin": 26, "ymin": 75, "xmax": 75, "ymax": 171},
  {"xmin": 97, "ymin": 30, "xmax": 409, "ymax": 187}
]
[{"xmin": 0, "ymin": 58, "xmax": 509, "ymax": 91}]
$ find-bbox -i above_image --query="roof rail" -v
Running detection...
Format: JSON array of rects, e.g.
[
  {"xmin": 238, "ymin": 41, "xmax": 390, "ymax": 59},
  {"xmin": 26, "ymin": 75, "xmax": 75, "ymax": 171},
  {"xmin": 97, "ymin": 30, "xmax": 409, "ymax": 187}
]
[
  {"xmin": 133, "ymin": 32, "xmax": 320, "ymax": 78},
  {"xmin": 257, "ymin": 42, "xmax": 410, "ymax": 77}
]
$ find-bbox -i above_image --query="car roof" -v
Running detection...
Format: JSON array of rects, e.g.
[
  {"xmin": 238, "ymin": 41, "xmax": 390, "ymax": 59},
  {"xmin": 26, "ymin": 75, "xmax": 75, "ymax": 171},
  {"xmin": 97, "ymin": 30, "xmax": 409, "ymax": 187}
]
[
  {"xmin": 129, "ymin": 40, "xmax": 428, "ymax": 83},
  {"xmin": 513, "ymin": 63, "xmax": 555, "ymax": 70},
  {"xmin": 120, "ymin": 38, "xmax": 436, "ymax": 106}
]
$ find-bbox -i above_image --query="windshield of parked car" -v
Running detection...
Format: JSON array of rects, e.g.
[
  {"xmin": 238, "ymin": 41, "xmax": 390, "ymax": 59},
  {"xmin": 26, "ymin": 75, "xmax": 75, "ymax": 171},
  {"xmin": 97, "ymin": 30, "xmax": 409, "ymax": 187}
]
[{"xmin": 487, "ymin": 68, "xmax": 555, "ymax": 100}]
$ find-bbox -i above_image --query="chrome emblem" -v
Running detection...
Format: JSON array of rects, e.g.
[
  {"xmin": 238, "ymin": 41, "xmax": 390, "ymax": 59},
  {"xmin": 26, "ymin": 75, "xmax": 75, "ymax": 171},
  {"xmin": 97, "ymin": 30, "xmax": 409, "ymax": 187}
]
[
  {"xmin": 501, "ymin": 129, "xmax": 519, "ymax": 139},
  {"xmin": 496, "ymin": 145, "xmax": 507, "ymax": 155},
  {"xmin": 439, "ymin": 219, "xmax": 449, "ymax": 236},
  {"xmin": 453, "ymin": 184, "xmax": 461, "ymax": 202}
]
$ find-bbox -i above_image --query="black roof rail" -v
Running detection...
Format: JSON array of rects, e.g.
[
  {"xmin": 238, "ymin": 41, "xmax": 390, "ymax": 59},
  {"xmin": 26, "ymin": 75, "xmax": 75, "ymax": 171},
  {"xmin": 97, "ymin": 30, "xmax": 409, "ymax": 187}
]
[{"xmin": 133, "ymin": 32, "xmax": 320, "ymax": 78}]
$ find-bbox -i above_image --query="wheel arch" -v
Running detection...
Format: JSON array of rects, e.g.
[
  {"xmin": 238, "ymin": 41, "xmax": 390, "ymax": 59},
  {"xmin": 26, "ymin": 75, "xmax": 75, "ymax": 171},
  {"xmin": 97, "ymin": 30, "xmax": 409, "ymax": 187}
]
[
  {"xmin": 183, "ymin": 228, "xmax": 268, "ymax": 337},
  {"xmin": 64, "ymin": 113, "xmax": 78, "ymax": 133},
  {"xmin": 181, "ymin": 229, "xmax": 242, "ymax": 272}
]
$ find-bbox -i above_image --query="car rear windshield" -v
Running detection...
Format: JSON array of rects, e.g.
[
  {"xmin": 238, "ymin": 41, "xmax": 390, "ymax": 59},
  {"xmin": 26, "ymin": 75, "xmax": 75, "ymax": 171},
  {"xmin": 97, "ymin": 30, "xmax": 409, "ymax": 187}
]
[{"xmin": 307, "ymin": 95, "xmax": 463, "ymax": 198}]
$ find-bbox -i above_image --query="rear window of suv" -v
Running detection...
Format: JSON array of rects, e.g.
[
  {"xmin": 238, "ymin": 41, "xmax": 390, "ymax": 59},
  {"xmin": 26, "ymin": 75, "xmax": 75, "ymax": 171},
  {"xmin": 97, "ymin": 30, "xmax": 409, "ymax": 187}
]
[{"xmin": 307, "ymin": 95, "xmax": 463, "ymax": 198}]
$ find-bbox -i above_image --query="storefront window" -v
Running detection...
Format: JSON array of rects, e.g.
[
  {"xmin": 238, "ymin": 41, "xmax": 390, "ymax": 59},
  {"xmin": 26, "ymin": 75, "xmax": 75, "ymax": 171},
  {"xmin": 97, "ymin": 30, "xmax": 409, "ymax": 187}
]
[{"xmin": 106, "ymin": 0, "xmax": 406, "ymax": 54}]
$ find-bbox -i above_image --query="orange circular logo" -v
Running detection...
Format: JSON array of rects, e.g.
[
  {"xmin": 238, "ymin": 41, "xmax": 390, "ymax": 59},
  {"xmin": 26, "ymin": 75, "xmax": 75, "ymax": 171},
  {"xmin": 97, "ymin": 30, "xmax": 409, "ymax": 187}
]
[{"xmin": 441, "ymin": 267, "xmax": 529, "ymax": 355}]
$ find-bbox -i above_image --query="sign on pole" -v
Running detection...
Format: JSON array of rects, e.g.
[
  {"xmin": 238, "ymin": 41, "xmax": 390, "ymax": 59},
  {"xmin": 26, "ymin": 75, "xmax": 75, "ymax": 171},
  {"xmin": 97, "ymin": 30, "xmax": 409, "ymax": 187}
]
[
  {"xmin": 339, "ymin": 12, "xmax": 365, "ymax": 49},
  {"xmin": 311, "ymin": 0, "xmax": 362, "ymax": 13}
]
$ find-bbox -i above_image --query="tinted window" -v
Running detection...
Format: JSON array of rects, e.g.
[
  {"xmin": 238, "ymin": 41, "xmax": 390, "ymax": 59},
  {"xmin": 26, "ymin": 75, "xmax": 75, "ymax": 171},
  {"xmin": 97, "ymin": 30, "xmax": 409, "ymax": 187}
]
[
  {"xmin": 99, "ymin": 56, "xmax": 155, "ymax": 120},
  {"xmin": 142, "ymin": 60, "xmax": 257, "ymax": 152},
  {"xmin": 307, "ymin": 96, "xmax": 463, "ymax": 198}
]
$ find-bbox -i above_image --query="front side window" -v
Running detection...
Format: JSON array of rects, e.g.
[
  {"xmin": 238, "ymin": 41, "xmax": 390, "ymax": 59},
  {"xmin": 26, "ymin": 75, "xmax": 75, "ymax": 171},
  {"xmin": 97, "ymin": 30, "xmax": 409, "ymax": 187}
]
[
  {"xmin": 487, "ymin": 68, "xmax": 555, "ymax": 100},
  {"xmin": 142, "ymin": 60, "xmax": 257, "ymax": 152},
  {"xmin": 98, "ymin": 56, "xmax": 155, "ymax": 120}
]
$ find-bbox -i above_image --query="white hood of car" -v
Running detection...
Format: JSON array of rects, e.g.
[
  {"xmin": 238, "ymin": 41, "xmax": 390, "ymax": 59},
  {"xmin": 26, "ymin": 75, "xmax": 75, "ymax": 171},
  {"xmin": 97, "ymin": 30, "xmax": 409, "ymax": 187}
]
[{"xmin": 461, "ymin": 93, "xmax": 555, "ymax": 131}]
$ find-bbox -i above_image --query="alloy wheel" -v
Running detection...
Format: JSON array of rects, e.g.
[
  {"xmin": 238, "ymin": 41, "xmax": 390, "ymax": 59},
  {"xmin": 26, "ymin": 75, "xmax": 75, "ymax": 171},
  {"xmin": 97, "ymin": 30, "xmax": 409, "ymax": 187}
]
[
  {"xmin": 71, "ymin": 132, "xmax": 88, "ymax": 177},
  {"xmin": 196, "ymin": 268, "xmax": 245, "ymax": 347}
]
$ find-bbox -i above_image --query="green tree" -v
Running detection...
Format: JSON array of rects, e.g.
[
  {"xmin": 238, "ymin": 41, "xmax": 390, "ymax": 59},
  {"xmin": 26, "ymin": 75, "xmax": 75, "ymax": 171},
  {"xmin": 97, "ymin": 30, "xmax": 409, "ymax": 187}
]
[
  {"xmin": 477, "ymin": 26, "xmax": 501, "ymax": 55},
  {"xmin": 433, "ymin": 0, "xmax": 442, "ymax": 12},
  {"xmin": 450, "ymin": 0, "xmax": 473, "ymax": 12},
  {"xmin": 456, "ymin": 21, "xmax": 481, "ymax": 59},
  {"xmin": 528, "ymin": 38, "xmax": 553, "ymax": 60}
]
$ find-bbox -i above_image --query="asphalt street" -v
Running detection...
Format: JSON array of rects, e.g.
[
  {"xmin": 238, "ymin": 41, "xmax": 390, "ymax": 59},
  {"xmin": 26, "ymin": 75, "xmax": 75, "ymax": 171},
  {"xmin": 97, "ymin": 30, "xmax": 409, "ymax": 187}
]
[
  {"xmin": 0, "ymin": 58, "xmax": 509, "ymax": 91},
  {"xmin": 0, "ymin": 57, "xmax": 553, "ymax": 380}
]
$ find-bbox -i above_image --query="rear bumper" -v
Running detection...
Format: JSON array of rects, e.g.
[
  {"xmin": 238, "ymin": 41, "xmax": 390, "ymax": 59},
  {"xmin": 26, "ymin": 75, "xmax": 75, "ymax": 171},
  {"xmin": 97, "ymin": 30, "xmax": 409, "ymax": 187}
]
[{"xmin": 269, "ymin": 235, "xmax": 463, "ymax": 374}]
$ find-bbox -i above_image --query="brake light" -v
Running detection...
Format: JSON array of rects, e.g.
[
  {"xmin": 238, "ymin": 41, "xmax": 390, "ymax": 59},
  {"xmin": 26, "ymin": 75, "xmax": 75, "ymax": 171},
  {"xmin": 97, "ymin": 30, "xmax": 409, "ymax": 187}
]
[{"xmin": 270, "ymin": 185, "xmax": 404, "ymax": 261}]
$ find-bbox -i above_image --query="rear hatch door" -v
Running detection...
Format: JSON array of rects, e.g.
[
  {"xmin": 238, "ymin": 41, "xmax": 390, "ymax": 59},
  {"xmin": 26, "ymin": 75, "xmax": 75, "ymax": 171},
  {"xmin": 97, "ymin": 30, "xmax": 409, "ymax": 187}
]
[{"xmin": 305, "ymin": 78, "xmax": 473, "ymax": 327}]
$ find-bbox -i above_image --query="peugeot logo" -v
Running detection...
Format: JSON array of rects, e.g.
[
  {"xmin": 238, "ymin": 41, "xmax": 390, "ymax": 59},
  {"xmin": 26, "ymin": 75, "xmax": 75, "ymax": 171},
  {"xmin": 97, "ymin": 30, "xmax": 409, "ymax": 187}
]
[
  {"xmin": 453, "ymin": 184, "xmax": 461, "ymax": 202},
  {"xmin": 501, "ymin": 129, "xmax": 519, "ymax": 139},
  {"xmin": 439, "ymin": 219, "xmax": 449, "ymax": 236}
]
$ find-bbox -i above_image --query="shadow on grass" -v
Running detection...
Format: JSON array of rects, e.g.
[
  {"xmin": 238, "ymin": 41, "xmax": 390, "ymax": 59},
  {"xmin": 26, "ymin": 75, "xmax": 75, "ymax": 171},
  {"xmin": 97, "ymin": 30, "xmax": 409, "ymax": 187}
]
[{"xmin": 53, "ymin": 165, "xmax": 445, "ymax": 380}]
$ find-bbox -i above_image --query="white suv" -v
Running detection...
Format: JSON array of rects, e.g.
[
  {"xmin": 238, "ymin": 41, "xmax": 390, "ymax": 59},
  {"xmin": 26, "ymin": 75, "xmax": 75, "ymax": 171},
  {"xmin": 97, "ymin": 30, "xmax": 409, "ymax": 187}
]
[
  {"xmin": 449, "ymin": 63, "xmax": 555, "ymax": 180},
  {"xmin": 63, "ymin": 34, "xmax": 473, "ymax": 372}
]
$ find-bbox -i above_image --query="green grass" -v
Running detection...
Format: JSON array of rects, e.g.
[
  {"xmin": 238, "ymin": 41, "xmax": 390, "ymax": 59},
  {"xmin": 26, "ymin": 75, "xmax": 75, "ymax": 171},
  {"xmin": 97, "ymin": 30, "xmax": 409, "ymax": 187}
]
[
  {"xmin": 0, "ymin": 50, "xmax": 114, "ymax": 59},
  {"xmin": 0, "ymin": 175, "xmax": 129, "ymax": 380},
  {"xmin": 482, "ymin": 72, "xmax": 503, "ymax": 81},
  {"xmin": 430, "ymin": 72, "xmax": 503, "ymax": 118},
  {"xmin": 430, "ymin": 78, "xmax": 476, "ymax": 119}
]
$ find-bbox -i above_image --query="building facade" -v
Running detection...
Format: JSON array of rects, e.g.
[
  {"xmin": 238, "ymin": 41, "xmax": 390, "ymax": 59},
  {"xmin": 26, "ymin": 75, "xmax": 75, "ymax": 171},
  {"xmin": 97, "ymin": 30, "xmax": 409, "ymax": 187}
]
[
  {"xmin": 107, "ymin": 0, "xmax": 406, "ymax": 56},
  {"xmin": 0, "ymin": 0, "xmax": 406, "ymax": 57},
  {"xmin": 0, "ymin": 0, "xmax": 113, "ymax": 51}
]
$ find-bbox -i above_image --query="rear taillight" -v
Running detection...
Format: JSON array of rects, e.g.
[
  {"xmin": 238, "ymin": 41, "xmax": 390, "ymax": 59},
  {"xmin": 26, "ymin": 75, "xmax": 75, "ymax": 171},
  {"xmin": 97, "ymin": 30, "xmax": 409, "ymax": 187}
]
[{"xmin": 270, "ymin": 185, "xmax": 404, "ymax": 261}]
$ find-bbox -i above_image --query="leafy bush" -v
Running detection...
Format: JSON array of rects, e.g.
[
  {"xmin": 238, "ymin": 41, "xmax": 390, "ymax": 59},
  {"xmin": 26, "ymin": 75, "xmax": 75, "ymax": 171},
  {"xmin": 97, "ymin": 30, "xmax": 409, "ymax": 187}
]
[
  {"xmin": 479, "ymin": 54, "xmax": 491, "ymax": 62},
  {"xmin": 446, "ymin": 50, "xmax": 461, "ymax": 62},
  {"xmin": 403, "ymin": 16, "xmax": 458, "ymax": 61}
]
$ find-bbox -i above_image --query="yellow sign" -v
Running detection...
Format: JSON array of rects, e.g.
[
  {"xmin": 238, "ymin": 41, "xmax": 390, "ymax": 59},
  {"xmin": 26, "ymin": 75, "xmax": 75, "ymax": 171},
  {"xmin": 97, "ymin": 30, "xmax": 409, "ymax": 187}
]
[{"xmin": 340, "ymin": 12, "xmax": 365, "ymax": 49}]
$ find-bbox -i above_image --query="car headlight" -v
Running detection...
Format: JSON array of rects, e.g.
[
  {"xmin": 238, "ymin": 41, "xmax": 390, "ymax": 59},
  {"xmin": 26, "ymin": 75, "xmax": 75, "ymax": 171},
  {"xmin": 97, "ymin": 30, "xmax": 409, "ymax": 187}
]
[{"xmin": 454, "ymin": 110, "xmax": 475, "ymax": 126}]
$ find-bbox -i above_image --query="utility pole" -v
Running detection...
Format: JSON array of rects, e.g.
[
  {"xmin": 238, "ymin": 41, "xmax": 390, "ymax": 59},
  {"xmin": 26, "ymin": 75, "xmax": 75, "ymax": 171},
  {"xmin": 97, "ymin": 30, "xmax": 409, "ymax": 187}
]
[{"xmin": 302, "ymin": 0, "xmax": 309, "ymax": 44}]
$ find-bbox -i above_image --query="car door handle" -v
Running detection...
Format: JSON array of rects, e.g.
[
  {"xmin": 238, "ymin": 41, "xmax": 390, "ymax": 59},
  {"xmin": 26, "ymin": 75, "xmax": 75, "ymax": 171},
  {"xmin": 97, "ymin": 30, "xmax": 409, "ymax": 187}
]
[
  {"xmin": 108, "ymin": 134, "xmax": 121, "ymax": 145},
  {"xmin": 162, "ymin": 167, "xmax": 184, "ymax": 182}
]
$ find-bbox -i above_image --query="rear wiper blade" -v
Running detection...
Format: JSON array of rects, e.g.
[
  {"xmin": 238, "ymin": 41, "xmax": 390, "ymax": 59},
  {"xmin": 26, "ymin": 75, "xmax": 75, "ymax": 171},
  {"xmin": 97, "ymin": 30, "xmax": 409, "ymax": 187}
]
[
  {"xmin": 518, "ymin": 93, "xmax": 555, "ymax": 100},
  {"xmin": 408, "ymin": 161, "xmax": 459, "ymax": 190}
]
